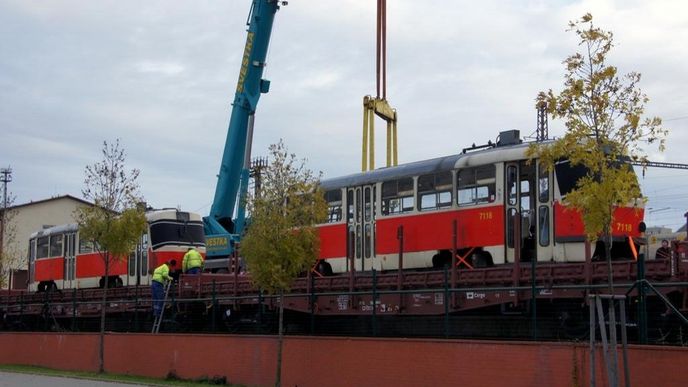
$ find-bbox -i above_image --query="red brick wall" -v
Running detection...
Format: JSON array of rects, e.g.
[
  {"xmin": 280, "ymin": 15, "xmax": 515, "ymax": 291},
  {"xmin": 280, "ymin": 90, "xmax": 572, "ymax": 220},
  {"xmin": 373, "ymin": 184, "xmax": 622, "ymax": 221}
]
[
  {"xmin": 0, "ymin": 333, "xmax": 99, "ymax": 372},
  {"xmin": 0, "ymin": 332, "xmax": 686, "ymax": 387},
  {"xmin": 105, "ymin": 333, "xmax": 277, "ymax": 387}
]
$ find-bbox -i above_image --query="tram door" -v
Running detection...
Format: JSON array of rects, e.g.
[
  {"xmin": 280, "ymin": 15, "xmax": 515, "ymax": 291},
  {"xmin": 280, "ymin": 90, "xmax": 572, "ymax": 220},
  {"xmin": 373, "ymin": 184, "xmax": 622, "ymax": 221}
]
[
  {"xmin": 504, "ymin": 161, "xmax": 537, "ymax": 263},
  {"xmin": 127, "ymin": 233, "xmax": 149, "ymax": 286},
  {"xmin": 349, "ymin": 185, "xmax": 376, "ymax": 271},
  {"xmin": 63, "ymin": 233, "xmax": 76, "ymax": 288},
  {"xmin": 28, "ymin": 239, "xmax": 36, "ymax": 288},
  {"xmin": 536, "ymin": 161, "xmax": 554, "ymax": 261}
]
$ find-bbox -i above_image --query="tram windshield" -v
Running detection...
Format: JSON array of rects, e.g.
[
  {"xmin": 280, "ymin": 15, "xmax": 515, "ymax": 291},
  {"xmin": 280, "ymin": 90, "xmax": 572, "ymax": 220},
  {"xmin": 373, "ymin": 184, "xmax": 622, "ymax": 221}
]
[
  {"xmin": 149, "ymin": 221, "xmax": 205, "ymax": 249},
  {"xmin": 555, "ymin": 158, "xmax": 637, "ymax": 198}
]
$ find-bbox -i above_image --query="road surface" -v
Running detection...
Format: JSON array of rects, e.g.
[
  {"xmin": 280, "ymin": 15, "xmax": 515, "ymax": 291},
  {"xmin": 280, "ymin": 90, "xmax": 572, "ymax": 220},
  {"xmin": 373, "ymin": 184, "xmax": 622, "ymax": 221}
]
[{"xmin": 0, "ymin": 371, "xmax": 148, "ymax": 387}]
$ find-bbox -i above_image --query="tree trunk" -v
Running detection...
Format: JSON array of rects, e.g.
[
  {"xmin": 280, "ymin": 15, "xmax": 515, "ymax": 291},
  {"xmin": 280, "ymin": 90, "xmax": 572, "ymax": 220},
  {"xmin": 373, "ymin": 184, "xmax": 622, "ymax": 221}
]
[
  {"xmin": 275, "ymin": 291, "xmax": 284, "ymax": 387},
  {"xmin": 604, "ymin": 230, "xmax": 613, "ymax": 294},
  {"xmin": 99, "ymin": 252, "xmax": 109, "ymax": 374}
]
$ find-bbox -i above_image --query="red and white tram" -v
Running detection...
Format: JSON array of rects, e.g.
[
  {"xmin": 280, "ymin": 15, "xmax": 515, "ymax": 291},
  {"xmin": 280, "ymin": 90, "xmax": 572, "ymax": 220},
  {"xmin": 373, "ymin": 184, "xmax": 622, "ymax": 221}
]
[
  {"xmin": 317, "ymin": 131, "xmax": 644, "ymax": 274},
  {"xmin": 27, "ymin": 209, "xmax": 206, "ymax": 292}
]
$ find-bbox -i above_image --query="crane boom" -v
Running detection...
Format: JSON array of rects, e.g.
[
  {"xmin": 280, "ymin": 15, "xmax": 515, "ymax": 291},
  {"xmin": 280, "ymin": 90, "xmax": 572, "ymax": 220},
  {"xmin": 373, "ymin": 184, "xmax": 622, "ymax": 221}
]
[{"xmin": 204, "ymin": 0, "xmax": 281, "ymax": 268}]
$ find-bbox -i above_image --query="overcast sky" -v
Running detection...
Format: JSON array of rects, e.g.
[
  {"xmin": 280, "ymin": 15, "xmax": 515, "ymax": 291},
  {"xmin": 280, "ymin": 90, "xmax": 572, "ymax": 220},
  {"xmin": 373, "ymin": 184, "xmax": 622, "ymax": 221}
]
[{"xmin": 1, "ymin": 0, "xmax": 687, "ymax": 230}]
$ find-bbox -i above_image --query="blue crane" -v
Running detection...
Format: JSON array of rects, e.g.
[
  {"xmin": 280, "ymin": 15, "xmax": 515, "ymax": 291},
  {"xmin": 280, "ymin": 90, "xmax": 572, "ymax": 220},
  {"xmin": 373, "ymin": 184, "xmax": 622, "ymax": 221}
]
[{"xmin": 203, "ymin": 0, "xmax": 282, "ymax": 270}]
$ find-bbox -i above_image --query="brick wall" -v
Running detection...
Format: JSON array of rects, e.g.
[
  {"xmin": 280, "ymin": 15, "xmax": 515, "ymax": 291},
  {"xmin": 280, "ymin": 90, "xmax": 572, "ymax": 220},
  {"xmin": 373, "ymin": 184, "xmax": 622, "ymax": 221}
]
[{"xmin": 0, "ymin": 332, "xmax": 685, "ymax": 387}]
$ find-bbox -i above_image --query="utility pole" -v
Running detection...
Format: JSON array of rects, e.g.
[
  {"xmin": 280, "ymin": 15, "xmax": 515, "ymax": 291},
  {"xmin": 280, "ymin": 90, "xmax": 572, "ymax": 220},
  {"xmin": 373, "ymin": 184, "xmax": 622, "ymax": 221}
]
[{"xmin": 0, "ymin": 167, "xmax": 12, "ymax": 288}]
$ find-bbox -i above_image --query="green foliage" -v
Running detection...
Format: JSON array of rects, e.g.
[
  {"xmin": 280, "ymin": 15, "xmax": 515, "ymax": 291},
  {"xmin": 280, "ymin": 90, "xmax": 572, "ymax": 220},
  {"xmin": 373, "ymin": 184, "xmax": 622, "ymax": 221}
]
[
  {"xmin": 78, "ymin": 206, "xmax": 147, "ymax": 259},
  {"xmin": 241, "ymin": 141, "xmax": 328, "ymax": 295},
  {"xmin": 528, "ymin": 13, "xmax": 666, "ymax": 240},
  {"xmin": 76, "ymin": 139, "xmax": 147, "ymax": 266}
]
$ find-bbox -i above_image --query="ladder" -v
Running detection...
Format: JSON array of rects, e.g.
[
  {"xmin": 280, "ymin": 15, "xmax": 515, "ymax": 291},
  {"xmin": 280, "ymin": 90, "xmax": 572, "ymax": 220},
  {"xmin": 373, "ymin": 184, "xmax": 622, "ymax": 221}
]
[{"xmin": 152, "ymin": 281, "xmax": 172, "ymax": 334}]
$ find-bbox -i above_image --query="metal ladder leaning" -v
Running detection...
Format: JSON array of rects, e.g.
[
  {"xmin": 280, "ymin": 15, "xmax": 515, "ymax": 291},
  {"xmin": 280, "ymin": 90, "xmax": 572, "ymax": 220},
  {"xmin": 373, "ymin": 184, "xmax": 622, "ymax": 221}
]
[{"xmin": 152, "ymin": 281, "xmax": 172, "ymax": 334}]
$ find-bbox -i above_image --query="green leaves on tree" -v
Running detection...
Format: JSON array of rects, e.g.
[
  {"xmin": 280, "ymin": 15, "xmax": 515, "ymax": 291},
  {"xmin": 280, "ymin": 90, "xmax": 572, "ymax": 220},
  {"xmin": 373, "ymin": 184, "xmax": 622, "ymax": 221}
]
[{"xmin": 240, "ymin": 140, "xmax": 328, "ymax": 295}]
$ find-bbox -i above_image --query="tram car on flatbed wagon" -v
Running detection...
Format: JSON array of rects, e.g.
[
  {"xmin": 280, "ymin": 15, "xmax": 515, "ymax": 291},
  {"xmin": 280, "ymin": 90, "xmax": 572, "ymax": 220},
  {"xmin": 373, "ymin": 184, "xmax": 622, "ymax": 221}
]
[
  {"xmin": 27, "ymin": 209, "xmax": 206, "ymax": 292},
  {"xmin": 316, "ymin": 130, "xmax": 645, "ymax": 275}
]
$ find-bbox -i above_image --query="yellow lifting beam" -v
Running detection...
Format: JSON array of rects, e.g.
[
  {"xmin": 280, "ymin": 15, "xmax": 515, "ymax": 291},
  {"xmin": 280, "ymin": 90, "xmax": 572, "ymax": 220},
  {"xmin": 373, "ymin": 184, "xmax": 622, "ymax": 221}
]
[
  {"xmin": 362, "ymin": 95, "xmax": 397, "ymax": 172},
  {"xmin": 361, "ymin": 0, "xmax": 398, "ymax": 172}
]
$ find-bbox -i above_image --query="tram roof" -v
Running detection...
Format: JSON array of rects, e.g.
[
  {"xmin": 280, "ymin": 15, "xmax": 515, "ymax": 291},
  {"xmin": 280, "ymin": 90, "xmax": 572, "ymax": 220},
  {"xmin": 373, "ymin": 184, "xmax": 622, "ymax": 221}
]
[
  {"xmin": 29, "ymin": 223, "xmax": 78, "ymax": 239},
  {"xmin": 320, "ymin": 141, "xmax": 535, "ymax": 190}
]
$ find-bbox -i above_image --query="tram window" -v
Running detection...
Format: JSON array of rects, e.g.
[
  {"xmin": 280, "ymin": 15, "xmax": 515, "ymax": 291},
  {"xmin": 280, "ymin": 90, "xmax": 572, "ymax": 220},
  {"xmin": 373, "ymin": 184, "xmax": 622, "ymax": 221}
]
[
  {"xmin": 140, "ymin": 249, "xmax": 148, "ymax": 277},
  {"xmin": 506, "ymin": 165, "xmax": 518, "ymax": 206},
  {"xmin": 507, "ymin": 208, "xmax": 517, "ymax": 248},
  {"xmin": 79, "ymin": 239, "xmax": 94, "ymax": 254},
  {"xmin": 418, "ymin": 172, "xmax": 452, "ymax": 211},
  {"xmin": 457, "ymin": 166, "xmax": 495, "ymax": 206},
  {"xmin": 458, "ymin": 186, "xmax": 491, "ymax": 206},
  {"xmin": 382, "ymin": 177, "xmax": 415, "ymax": 215},
  {"xmin": 325, "ymin": 189, "xmax": 342, "ymax": 203},
  {"xmin": 325, "ymin": 189, "xmax": 343, "ymax": 223},
  {"xmin": 128, "ymin": 252, "xmax": 136, "ymax": 277},
  {"xmin": 520, "ymin": 180, "xmax": 531, "ymax": 212},
  {"xmin": 355, "ymin": 188, "xmax": 362, "ymax": 223},
  {"xmin": 539, "ymin": 164, "xmax": 550, "ymax": 203},
  {"xmin": 364, "ymin": 187, "xmax": 372, "ymax": 221},
  {"xmin": 327, "ymin": 206, "xmax": 342, "ymax": 223},
  {"xmin": 355, "ymin": 225, "xmax": 361, "ymax": 259},
  {"xmin": 28, "ymin": 239, "xmax": 36, "ymax": 262},
  {"xmin": 49, "ymin": 235, "xmax": 63, "ymax": 257},
  {"xmin": 364, "ymin": 224, "xmax": 371, "ymax": 258},
  {"xmin": 150, "ymin": 221, "xmax": 205, "ymax": 249},
  {"xmin": 538, "ymin": 206, "xmax": 550, "ymax": 246},
  {"xmin": 37, "ymin": 237, "xmax": 49, "ymax": 259},
  {"xmin": 347, "ymin": 190, "xmax": 354, "ymax": 223},
  {"xmin": 372, "ymin": 186, "xmax": 377, "ymax": 220},
  {"xmin": 554, "ymin": 159, "xmax": 588, "ymax": 197}
]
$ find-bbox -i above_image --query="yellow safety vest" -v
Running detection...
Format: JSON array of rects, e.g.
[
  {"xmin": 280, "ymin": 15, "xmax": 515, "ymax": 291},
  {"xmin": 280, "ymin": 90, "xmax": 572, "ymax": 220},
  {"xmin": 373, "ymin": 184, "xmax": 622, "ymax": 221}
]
[
  {"xmin": 183, "ymin": 249, "xmax": 204, "ymax": 272},
  {"xmin": 152, "ymin": 263, "xmax": 172, "ymax": 283}
]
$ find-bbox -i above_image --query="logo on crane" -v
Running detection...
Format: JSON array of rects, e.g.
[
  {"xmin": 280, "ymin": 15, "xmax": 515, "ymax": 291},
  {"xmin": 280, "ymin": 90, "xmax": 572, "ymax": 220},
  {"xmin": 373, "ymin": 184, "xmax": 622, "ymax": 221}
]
[{"xmin": 236, "ymin": 32, "xmax": 255, "ymax": 93}]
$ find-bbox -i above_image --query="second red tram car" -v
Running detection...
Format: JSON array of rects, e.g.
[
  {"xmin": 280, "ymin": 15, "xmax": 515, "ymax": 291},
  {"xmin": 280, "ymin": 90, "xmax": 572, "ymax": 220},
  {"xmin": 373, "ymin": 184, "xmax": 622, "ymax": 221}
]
[{"xmin": 27, "ymin": 209, "xmax": 206, "ymax": 292}]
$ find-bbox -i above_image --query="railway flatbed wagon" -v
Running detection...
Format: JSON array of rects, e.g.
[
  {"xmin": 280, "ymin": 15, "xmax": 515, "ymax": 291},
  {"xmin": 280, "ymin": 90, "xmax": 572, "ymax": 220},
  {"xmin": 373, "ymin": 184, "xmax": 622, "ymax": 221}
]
[{"xmin": 2, "ymin": 249, "xmax": 687, "ymax": 340}]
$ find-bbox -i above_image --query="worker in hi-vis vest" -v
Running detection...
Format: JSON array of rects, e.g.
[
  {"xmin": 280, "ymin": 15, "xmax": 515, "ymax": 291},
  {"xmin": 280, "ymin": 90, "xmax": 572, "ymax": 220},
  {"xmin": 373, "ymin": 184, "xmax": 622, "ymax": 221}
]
[
  {"xmin": 182, "ymin": 247, "xmax": 204, "ymax": 274},
  {"xmin": 151, "ymin": 260, "xmax": 176, "ymax": 317}
]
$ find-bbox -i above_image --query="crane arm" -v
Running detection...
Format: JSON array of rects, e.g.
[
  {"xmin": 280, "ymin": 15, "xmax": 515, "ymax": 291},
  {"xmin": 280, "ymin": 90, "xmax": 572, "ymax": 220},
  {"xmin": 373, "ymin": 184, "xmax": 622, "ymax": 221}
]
[{"xmin": 204, "ymin": 0, "xmax": 281, "ymax": 261}]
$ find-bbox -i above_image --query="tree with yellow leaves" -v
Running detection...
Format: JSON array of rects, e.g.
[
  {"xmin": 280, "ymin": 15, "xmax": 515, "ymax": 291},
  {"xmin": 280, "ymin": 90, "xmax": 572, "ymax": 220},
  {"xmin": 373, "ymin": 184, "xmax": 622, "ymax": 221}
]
[
  {"xmin": 240, "ymin": 140, "xmax": 327, "ymax": 387},
  {"xmin": 529, "ymin": 13, "xmax": 666, "ymax": 288}
]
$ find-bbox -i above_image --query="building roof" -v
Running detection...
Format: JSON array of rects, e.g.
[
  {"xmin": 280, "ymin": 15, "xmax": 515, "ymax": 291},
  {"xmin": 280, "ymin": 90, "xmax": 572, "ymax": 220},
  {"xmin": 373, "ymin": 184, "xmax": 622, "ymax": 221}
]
[{"xmin": 8, "ymin": 194, "xmax": 93, "ymax": 210}]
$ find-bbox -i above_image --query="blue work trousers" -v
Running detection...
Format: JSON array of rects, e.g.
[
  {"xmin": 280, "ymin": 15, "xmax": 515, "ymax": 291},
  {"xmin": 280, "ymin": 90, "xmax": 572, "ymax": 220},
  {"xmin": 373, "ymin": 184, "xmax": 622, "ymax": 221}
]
[
  {"xmin": 185, "ymin": 267, "xmax": 201, "ymax": 275},
  {"xmin": 151, "ymin": 281, "xmax": 165, "ymax": 317}
]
